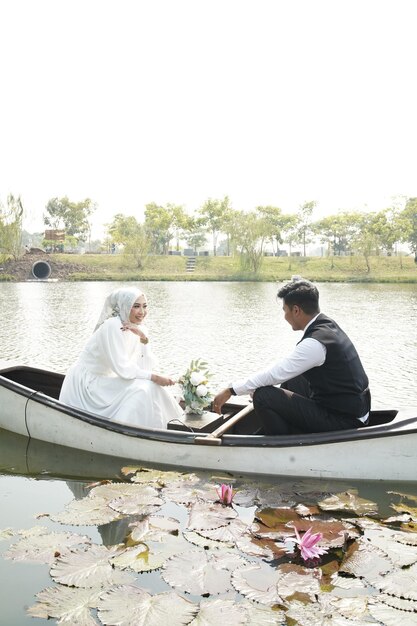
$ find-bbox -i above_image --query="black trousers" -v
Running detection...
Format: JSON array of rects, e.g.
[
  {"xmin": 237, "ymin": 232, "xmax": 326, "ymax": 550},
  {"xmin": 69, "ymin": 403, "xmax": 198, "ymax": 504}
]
[{"xmin": 252, "ymin": 376, "xmax": 363, "ymax": 435}]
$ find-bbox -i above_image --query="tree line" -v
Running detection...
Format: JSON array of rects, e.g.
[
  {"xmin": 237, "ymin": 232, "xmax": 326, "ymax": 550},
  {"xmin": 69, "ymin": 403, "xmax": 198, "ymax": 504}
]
[{"xmin": 1, "ymin": 194, "xmax": 417, "ymax": 272}]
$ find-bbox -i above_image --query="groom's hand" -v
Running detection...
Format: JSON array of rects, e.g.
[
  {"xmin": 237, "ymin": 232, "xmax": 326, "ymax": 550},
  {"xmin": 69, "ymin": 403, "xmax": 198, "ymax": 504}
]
[{"xmin": 212, "ymin": 388, "xmax": 232, "ymax": 414}]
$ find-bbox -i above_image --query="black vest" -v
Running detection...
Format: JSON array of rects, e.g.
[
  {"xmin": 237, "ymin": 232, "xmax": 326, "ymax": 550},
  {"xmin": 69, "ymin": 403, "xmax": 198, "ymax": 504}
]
[{"xmin": 299, "ymin": 313, "xmax": 370, "ymax": 417}]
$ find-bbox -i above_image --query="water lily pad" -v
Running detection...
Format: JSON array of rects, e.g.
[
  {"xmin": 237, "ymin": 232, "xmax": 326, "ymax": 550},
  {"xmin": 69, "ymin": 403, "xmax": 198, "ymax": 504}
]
[
  {"xmin": 89, "ymin": 482, "xmax": 158, "ymax": 502},
  {"xmin": 193, "ymin": 517, "xmax": 247, "ymax": 543},
  {"xmin": 232, "ymin": 561, "xmax": 321, "ymax": 606},
  {"xmin": 295, "ymin": 503, "xmax": 321, "ymax": 516},
  {"xmin": 5, "ymin": 529, "xmax": 90, "ymax": 564},
  {"xmin": 162, "ymin": 549, "xmax": 248, "ymax": 595},
  {"xmin": 118, "ymin": 533, "xmax": 191, "ymax": 573},
  {"xmin": 121, "ymin": 466, "xmax": 186, "ymax": 486},
  {"xmin": 330, "ymin": 574, "xmax": 369, "ymax": 594},
  {"xmin": 367, "ymin": 561, "xmax": 417, "ymax": 600},
  {"xmin": 190, "ymin": 598, "xmax": 246, "ymax": 625},
  {"xmin": 183, "ymin": 530, "xmax": 233, "ymax": 550},
  {"xmin": 254, "ymin": 513, "xmax": 354, "ymax": 551},
  {"xmin": 255, "ymin": 507, "xmax": 300, "ymax": 529},
  {"xmin": 27, "ymin": 585, "xmax": 101, "ymax": 624},
  {"xmin": 232, "ymin": 486, "xmax": 294, "ymax": 509},
  {"xmin": 129, "ymin": 516, "xmax": 181, "ymax": 543},
  {"xmin": 340, "ymin": 542, "xmax": 394, "ymax": 579},
  {"xmin": 239, "ymin": 598, "xmax": 286, "ymax": 624},
  {"xmin": 390, "ymin": 501, "xmax": 417, "ymax": 520},
  {"xmin": 285, "ymin": 596, "xmax": 368, "ymax": 625},
  {"xmin": 50, "ymin": 496, "xmax": 123, "ymax": 526},
  {"xmin": 388, "ymin": 490, "xmax": 417, "ymax": 504},
  {"xmin": 110, "ymin": 544, "xmax": 149, "ymax": 569},
  {"xmin": 318, "ymin": 491, "xmax": 378, "ymax": 515},
  {"xmin": 361, "ymin": 526, "xmax": 417, "ymax": 566},
  {"xmin": 231, "ymin": 562, "xmax": 283, "ymax": 606},
  {"xmin": 0, "ymin": 528, "xmax": 14, "ymax": 540},
  {"xmin": 51, "ymin": 544, "xmax": 134, "ymax": 588},
  {"xmin": 187, "ymin": 501, "xmax": 237, "ymax": 532},
  {"xmin": 97, "ymin": 585, "xmax": 198, "ymax": 625},
  {"xmin": 109, "ymin": 486, "xmax": 164, "ymax": 516},
  {"xmin": 368, "ymin": 595, "xmax": 417, "ymax": 626},
  {"xmin": 162, "ymin": 480, "xmax": 216, "ymax": 506}
]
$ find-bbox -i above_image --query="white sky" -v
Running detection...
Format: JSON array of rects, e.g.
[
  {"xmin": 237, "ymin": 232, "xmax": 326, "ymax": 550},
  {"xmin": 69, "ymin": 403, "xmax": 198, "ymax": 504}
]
[{"xmin": 1, "ymin": 0, "xmax": 416, "ymax": 239}]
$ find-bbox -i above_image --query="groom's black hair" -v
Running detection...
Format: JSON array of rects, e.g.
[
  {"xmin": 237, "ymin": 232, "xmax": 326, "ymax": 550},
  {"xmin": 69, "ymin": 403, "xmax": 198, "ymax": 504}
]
[{"xmin": 277, "ymin": 278, "xmax": 319, "ymax": 315}]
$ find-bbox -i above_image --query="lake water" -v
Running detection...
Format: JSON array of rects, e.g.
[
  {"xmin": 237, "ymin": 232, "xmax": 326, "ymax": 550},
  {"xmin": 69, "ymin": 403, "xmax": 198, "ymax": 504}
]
[{"xmin": 1, "ymin": 280, "xmax": 417, "ymax": 624}]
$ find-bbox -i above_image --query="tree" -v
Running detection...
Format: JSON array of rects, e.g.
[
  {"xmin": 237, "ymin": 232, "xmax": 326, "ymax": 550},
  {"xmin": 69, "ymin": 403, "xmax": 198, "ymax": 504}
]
[
  {"xmin": 279, "ymin": 214, "xmax": 299, "ymax": 268},
  {"xmin": 44, "ymin": 197, "xmax": 96, "ymax": 242},
  {"xmin": 232, "ymin": 210, "xmax": 270, "ymax": 273},
  {"xmin": 370, "ymin": 207, "xmax": 403, "ymax": 256},
  {"xmin": 312, "ymin": 212, "xmax": 354, "ymax": 266},
  {"xmin": 107, "ymin": 214, "xmax": 149, "ymax": 268},
  {"xmin": 350, "ymin": 212, "xmax": 378, "ymax": 272},
  {"xmin": 256, "ymin": 205, "xmax": 285, "ymax": 255},
  {"xmin": 199, "ymin": 196, "xmax": 232, "ymax": 256},
  {"xmin": 184, "ymin": 215, "xmax": 207, "ymax": 254},
  {"xmin": 0, "ymin": 194, "xmax": 24, "ymax": 260},
  {"xmin": 144, "ymin": 203, "xmax": 176, "ymax": 255},
  {"xmin": 400, "ymin": 197, "xmax": 417, "ymax": 261},
  {"xmin": 167, "ymin": 204, "xmax": 188, "ymax": 251},
  {"xmin": 297, "ymin": 201, "xmax": 316, "ymax": 256}
]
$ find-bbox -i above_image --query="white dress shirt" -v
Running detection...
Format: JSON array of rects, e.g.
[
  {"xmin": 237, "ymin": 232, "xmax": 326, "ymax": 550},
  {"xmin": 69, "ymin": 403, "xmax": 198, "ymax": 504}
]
[{"xmin": 232, "ymin": 315, "xmax": 326, "ymax": 395}]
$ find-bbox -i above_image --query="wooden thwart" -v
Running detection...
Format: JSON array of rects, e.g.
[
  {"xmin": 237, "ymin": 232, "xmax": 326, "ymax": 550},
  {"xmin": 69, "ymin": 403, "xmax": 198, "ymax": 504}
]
[{"xmin": 194, "ymin": 403, "xmax": 253, "ymax": 445}]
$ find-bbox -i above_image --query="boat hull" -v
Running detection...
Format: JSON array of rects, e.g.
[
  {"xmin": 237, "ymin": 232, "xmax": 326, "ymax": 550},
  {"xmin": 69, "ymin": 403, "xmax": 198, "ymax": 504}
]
[{"xmin": 1, "ymin": 365, "xmax": 417, "ymax": 482}]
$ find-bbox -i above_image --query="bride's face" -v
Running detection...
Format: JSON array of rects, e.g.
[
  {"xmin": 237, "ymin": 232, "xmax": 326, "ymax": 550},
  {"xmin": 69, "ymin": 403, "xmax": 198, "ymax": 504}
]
[{"xmin": 129, "ymin": 295, "xmax": 148, "ymax": 324}]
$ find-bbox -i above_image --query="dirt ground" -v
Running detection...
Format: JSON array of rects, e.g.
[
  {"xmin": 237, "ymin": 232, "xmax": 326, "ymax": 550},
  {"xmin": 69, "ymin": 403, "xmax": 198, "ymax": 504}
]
[{"xmin": 0, "ymin": 251, "xmax": 93, "ymax": 281}]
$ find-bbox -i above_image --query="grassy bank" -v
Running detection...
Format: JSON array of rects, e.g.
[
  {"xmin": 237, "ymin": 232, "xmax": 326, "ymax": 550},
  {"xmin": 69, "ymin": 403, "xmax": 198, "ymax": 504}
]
[{"xmin": 49, "ymin": 252, "xmax": 417, "ymax": 282}]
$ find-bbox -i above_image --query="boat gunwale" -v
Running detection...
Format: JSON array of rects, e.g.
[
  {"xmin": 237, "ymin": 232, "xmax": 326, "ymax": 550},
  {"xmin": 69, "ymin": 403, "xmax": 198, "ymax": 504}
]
[{"xmin": 1, "ymin": 367, "xmax": 417, "ymax": 449}]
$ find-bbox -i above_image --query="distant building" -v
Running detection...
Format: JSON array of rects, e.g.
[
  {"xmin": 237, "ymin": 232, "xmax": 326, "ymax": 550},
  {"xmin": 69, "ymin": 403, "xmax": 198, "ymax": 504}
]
[
  {"xmin": 44, "ymin": 229, "xmax": 65, "ymax": 242},
  {"xmin": 44, "ymin": 229, "xmax": 65, "ymax": 253}
]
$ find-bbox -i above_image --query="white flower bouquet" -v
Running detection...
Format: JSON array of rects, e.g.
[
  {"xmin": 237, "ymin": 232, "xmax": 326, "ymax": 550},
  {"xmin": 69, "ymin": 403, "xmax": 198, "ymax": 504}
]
[{"xmin": 179, "ymin": 359, "xmax": 213, "ymax": 415}]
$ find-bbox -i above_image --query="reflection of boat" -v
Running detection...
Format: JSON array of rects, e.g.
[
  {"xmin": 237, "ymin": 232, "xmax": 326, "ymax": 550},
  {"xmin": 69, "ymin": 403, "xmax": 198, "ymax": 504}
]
[
  {"xmin": 0, "ymin": 428, "xmax": 130, "ymax": 481},
  {"xmin": 1, "ymin": 363, "xmax": 417, "ymax": 481}
]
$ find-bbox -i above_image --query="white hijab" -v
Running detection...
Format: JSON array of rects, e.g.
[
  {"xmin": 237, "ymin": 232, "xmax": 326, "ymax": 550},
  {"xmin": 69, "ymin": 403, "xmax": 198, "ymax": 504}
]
[{"xmin": 94, "ymin": 287, "xmax": 145, "ymax": 331}]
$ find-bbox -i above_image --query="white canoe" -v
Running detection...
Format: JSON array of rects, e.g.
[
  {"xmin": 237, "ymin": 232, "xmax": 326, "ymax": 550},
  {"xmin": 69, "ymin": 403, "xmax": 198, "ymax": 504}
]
[{"xmin": 1, "ymin": 363, "xmax": 416, "ymax": 482}]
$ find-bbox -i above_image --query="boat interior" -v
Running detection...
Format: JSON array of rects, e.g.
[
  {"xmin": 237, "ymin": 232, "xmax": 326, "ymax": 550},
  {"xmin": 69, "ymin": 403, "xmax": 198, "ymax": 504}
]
[{"xmin": 0, "ymin": 364, "xmax": 399, "ymax": 434}]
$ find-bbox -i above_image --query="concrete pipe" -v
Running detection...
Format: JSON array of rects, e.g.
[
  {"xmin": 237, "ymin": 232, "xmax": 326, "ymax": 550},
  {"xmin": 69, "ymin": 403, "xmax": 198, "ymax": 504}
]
[{"xmin": 32, "ymin": 260, "xmax": 52, "ymax": 280}]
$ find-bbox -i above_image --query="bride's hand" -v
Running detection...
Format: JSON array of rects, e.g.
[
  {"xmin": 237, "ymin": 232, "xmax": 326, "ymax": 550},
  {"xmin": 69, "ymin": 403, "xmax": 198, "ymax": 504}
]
[
  {"xmin": 151, "ymin": 374, "xmax": 176, "ymax": 387},
  {"xmin": 121, "ymin": 322, "xmax": 147, "ymax": 343}
]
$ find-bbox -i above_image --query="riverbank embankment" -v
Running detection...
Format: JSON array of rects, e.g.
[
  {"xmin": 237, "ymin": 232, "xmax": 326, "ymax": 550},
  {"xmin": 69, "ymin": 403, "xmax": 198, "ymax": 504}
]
[{"xmin": 1, "ymin": 252, "xmax": 416, "ymax": 282}]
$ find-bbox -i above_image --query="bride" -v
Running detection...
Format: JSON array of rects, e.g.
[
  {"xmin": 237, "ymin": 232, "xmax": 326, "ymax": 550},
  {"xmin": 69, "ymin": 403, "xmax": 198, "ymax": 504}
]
[{"xmin": 59, "ymin": 287, "xmax": 183, "ymax": 429}]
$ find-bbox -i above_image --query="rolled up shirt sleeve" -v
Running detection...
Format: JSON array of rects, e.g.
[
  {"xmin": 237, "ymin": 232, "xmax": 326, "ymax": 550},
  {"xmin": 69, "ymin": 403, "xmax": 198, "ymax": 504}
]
[{"xmin": 232, "ymin": 338, "xmax": 326, "ymax": 395}]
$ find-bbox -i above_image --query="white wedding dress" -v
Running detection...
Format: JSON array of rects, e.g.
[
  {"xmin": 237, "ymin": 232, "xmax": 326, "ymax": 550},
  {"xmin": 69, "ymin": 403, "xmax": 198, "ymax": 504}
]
[{"xmin": 59, "ymin": 316, "xmax": 183, "ymax": 429}]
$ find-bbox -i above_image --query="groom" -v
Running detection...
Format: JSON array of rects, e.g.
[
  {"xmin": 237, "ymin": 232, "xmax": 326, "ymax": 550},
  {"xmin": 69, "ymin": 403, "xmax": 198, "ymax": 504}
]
[{"xmin": 213, "ymin": 278, "xmax": 371, "ymax": 435}]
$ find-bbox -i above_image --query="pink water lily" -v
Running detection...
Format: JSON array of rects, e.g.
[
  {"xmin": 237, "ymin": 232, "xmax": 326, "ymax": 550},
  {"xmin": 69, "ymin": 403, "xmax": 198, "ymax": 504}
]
[
  {"xmin": 216, "ymin": 483, "xmax": 234, "ymax": 506},
  {"xmin": 293, "ymin": 526, "xmax": 328, "ymax": 562}
]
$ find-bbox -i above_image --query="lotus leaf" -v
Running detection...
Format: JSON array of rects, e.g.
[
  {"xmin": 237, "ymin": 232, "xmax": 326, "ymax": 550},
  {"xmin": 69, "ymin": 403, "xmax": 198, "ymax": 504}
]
[
  {"xmin": 109, "ymin": 486, "xmax": 164, "ymax": 515},
  {"xmin": 187, "ymin": 501, "xmax": 237, "ymax": 531},
  {"xmin": 318, "ymin": 491, "xmax": 378, "ymax": 515},
  {"xmin": 50, "ymin": 496, "xmax": 123, "ymax": 526},
  {"xmin": 27, "ymin": 585, "xmax": 102, "ymax": 624},
  {"xmin": 97, "ymin": 585, "xmax": 197, "ymax": 626},
  {"xmin": 5, "ymin": 529, "xmax": 90, "ymax": 564},
  {"xmin": 368, "ymin": 596, "xmax": 417, "ymax": 626},
  {"xmin": 189, "ymin": 598, "xmax": 246, "ymax": 625},
  {"xmin": 162, "ymin": 549, "xmax": 248, "ymax": 595},
  {"xmin": 117, "ymin": 532, "xmax": 191, "ymax": 572},
  {"xmin": 50, "ymin": 544, "xmax": 134, "ymax": 588}
]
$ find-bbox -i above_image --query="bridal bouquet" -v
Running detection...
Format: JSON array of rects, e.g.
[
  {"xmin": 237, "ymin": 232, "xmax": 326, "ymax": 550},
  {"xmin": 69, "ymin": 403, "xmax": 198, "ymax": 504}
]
[{"xmin": 179, "ymin": 359, "xmax": 213, "ymax": 415}]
